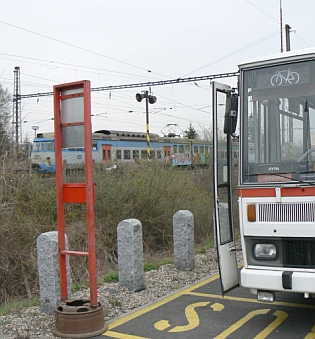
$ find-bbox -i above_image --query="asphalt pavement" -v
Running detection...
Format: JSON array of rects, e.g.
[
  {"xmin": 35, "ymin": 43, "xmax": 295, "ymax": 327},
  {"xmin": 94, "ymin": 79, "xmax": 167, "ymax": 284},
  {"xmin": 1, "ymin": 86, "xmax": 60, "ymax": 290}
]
[{"xmin": 85, "ymin": 272, "xmax": 315, "ymax": 339}]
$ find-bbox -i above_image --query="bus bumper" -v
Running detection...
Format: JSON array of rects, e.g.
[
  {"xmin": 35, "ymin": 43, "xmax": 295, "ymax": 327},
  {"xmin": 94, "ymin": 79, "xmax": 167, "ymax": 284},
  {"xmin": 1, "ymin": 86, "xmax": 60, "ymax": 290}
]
[{"xmin": 240, "ymin": 267, "xmax": 315, "ymax": 294}]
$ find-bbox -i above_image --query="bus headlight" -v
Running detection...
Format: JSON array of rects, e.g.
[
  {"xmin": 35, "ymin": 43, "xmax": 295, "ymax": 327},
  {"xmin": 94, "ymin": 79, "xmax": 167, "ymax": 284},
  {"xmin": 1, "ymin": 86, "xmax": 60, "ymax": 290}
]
[{"xmin": 253, "ymin": 243, "xmax": 277, "ymax": 259}]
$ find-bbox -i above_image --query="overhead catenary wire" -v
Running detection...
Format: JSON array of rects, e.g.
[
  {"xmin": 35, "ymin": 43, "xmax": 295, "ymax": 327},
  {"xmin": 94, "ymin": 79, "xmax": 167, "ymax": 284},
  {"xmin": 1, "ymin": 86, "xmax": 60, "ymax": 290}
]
[{"xmin": 17, "ymin": 71, "xmax": 239, "ymax": 99}]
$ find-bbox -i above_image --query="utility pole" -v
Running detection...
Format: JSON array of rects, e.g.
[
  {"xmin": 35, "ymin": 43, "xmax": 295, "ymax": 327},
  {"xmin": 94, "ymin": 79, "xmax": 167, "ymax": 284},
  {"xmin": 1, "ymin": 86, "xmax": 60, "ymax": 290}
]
[{"xmin": 13, "ymin": 66, "xmax": 22, "ymax": 157}]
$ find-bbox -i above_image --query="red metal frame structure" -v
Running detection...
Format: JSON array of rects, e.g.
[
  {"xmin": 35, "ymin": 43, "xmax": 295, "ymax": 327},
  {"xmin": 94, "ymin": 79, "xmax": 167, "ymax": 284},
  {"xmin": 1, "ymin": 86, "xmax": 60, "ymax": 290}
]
[{"xmin": 54, "ymin": 80, "xmax": 98, "ymax": 306}]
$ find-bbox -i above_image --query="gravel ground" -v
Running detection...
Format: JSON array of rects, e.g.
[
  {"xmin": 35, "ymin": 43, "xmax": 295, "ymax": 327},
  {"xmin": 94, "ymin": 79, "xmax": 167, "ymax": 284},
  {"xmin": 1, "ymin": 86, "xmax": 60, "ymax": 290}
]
[{"xmin": 0, "ymin": 248, "xmax": 240, "ymax": 339}]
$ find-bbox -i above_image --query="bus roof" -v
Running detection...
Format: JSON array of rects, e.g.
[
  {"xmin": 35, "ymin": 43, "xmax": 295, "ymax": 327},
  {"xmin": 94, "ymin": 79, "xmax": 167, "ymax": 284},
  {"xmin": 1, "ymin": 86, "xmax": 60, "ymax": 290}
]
[{"xmin": 238, "ymin": 47, "xmax": 315, "ymax": 70}]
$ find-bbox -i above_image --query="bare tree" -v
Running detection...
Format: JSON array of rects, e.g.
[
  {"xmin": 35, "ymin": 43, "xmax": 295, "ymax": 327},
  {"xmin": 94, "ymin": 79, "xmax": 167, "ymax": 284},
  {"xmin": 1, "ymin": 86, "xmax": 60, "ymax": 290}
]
[{"xmin": 0, "ymin": 84, "xmax": 12, "ymax": 158}]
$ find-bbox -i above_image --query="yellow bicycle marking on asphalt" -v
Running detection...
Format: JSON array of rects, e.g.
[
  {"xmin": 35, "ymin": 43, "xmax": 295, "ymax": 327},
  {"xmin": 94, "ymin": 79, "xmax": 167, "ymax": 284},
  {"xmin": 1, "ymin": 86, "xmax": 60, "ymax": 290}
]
[
  {"xmin": 305, "ymin": 325, "xmax": 315, "ymax": 339},
  {"xmin": 154, "ymin": 319, "xmax": 171, "ymax": 331},
  {"xmin": 211, "ymin": 302, "xmax": 225, "ymax": 312},
  {"xmin": 154, "ymin": 301, "xmax": 224, "ymax": 333},
  {"xmin": 168, "ymin": 302, "xmax": 210, "ymax": 332},
  {"xmin": 154, "ymin": 302, "xmax": 210, "ymax": 332}
]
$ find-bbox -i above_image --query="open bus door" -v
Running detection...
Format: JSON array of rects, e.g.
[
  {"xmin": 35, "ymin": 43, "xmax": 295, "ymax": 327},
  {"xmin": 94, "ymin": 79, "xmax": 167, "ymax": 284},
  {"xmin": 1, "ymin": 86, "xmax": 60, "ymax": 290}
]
[{"xmin": 212, "ymin": 81, "xmax": 239, "ymax": 295}]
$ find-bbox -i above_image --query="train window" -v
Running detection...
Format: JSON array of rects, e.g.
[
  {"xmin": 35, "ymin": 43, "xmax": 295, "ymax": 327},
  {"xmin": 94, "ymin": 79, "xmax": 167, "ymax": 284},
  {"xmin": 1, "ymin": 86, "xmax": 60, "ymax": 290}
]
[
  {"xmin": 108, "ymin": 150, "xmax": 111, "ymax": 160},
  {"xmin": 194, "ymin": 145, "xmax": 198, "ymax": 153},
  {"xmin": 133, "ymin": 150, "xmax": 139, "ymax": 160},
  {"xmin": 200, "ymin": 146, "xmax": 204, "ymax": 153},
  {"xmin": 157, "ymin": 150, "xmax": 162, "ymax": 159},
  {"xmin": 33, "ymin": 142, "xmax": 40, "ymax": 151},
  {"xmin": 92, "ymin": 142, "xmax": 97, "ymax": 151},
  {"xmin": 40, "ymin": 141, "xmax": 54, "ymax": 151},
  {"xmin": 185, "ymin": 144, "xmax": 190, "ymax": 152},
  {"xmin": 103, "ymin": 150, "xmax": 106, "ymax": 160},
  {"xmin": 141, "ymin": 150, "xmax": 147, "ymax": 159},
  {"xmin": 179, "ymin": 145, "xmax": 184, "ymax": 153},
  {"xmin": 116, "ymin": 150, "xmax": 122, "ymax": 160},
  {"xmin": 173, "ymin": 145, "xmax": 177, "ymax": 153},
  {"xmin": 124, "ymin": 150, "xmax": 131, "ymax": 160},
  {"xmin": 150, "ymin": 150, "xmax": 156, "ymax": 158},
  {"xmin": 205, "ymin": 146, "xmax": 209, "ymax": 153}
]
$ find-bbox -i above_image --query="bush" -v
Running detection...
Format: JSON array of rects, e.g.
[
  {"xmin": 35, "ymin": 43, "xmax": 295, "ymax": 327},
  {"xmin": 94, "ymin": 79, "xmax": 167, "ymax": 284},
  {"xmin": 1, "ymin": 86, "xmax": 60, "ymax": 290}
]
[{"xmin": 0, "ymin": 162, "xmax": 216, "ymax": 303}]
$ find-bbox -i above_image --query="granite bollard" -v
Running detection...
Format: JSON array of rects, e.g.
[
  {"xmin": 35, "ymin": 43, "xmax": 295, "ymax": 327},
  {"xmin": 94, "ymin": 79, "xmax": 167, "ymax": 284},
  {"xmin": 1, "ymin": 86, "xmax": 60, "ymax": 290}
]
[
  {"xmin": 37, "ymin": 231, "xmax": 71, "ymax": 314},
  {"xmin": 173, "ymin": 210, "xmax": 195, "ymax": 270},
  {"xmin": 117, "ymin": 219, "xmax": 145, "ymax": 291}
]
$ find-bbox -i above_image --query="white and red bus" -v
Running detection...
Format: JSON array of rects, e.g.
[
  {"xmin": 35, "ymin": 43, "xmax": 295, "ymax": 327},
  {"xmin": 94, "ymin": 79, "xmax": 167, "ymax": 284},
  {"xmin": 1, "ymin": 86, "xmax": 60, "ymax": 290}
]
[{"xmin": 213, "ymin": 48, "xmax": 315, "ymax": 302}]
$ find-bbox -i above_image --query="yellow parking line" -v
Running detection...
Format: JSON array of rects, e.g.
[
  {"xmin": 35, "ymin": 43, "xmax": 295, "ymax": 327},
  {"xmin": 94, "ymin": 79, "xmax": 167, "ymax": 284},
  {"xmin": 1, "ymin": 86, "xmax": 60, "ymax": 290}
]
[{"xmin": 187, "ymin": 291, "xmax": 315, "ymax": 309}]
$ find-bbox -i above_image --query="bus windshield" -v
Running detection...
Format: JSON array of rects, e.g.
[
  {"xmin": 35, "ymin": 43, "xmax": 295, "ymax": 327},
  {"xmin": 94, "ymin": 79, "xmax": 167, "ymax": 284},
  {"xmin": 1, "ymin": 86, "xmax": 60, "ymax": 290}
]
[{"xmin": 241, "ymin": 59, "xmax": 315, "ymax": 184}]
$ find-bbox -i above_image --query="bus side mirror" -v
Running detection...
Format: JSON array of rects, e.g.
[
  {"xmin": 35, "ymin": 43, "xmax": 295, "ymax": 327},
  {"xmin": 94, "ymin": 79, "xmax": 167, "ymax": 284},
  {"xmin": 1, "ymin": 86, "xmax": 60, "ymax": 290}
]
[{"xmin": 224, "ymin": 93, "xmax": 238, "ymax": 134}]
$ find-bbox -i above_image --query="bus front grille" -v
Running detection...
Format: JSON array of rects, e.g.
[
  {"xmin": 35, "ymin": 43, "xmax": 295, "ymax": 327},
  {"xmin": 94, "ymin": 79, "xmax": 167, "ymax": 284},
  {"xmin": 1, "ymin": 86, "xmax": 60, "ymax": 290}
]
[
  {"xmin": 283, "ymin": 239, "xmax": 315, "ymax": 268},
  {"xmin": 258, "ymin": 203, "xmax": 315, "ymax": 222}
]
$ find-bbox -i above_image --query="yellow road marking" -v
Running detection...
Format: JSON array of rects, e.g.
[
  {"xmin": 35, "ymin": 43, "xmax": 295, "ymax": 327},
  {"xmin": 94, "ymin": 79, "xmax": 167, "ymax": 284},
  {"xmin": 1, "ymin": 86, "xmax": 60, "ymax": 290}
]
[
  {"xmin": 305, "ymin": 325, "xmax": 315, "ymax": 339},
  {"xmin": 214, "ymin": 309, "xmax": 271, "ymax": 338},
  {"xmin": 154, "ymin": 320, "xmax": 171, "ymax": 331},
  {"xmin": 254, "ymin": 310, "xmax": 288, "ymax": 339},
  {"xmin": 188, "ymin": 291, "xmax": 315, "ymax": 309},
  {"xmin": 168, "ymin": 302, "xmax": 210, "ymax": 332},
  {"xmin": 211, "ymin": 302, "xmax": 225, "ymax": 312}
]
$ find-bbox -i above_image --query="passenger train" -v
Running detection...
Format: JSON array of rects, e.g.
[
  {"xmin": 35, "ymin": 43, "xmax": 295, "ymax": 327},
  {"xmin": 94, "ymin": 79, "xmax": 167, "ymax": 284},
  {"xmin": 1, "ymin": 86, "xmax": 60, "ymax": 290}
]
[{"xmin": 31, "ymin": 129, "xmax": 226, "ymax": 173}]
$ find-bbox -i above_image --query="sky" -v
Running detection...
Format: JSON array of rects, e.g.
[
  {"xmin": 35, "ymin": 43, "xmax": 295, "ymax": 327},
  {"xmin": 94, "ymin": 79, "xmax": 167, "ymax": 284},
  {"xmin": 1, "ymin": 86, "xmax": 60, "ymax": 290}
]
[{"xmin": 1, "ymin": 0, "xmax": 315, "ymax": 140}]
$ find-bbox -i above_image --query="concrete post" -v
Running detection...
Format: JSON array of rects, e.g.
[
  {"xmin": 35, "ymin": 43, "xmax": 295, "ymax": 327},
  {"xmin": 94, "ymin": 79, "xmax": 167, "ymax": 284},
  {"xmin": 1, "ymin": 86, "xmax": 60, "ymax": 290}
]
[
  {"xmin": 117, "ymin": 219, "xmax": 145, "ymax": 291},
  {"xmin": 173, "ymin": 210, "xmax": 195, "ymax": 270},
  {"xmin": 37, "ymin": 231, "xmax": 71, "ymax": 314}
]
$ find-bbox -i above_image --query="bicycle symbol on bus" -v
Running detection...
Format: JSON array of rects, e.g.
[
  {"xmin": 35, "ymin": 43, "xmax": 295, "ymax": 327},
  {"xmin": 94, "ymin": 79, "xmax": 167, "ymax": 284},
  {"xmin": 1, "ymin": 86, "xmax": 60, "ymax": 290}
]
[{"xmin": 270, "ymin": 68, "xmax": 300, "ymax": 86}]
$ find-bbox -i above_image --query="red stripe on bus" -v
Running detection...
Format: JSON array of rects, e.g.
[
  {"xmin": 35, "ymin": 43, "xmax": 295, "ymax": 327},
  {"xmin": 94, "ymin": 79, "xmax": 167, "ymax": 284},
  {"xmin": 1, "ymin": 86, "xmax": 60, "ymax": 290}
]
[{"xmin": 238, "ymin": 187, "xmax": 315, "ymax": 197}]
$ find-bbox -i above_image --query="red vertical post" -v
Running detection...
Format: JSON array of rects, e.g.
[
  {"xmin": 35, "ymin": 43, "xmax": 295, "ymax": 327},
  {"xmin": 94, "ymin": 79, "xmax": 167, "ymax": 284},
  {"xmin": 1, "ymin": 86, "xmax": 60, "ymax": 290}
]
[
  {"xmin": 83, "ymin": 81, "xmax": 98, "ymax": 306},
  {"xmin": 53, "ymin": 80, "xmax": 98, "ymax": 305},
  {"xmin": 53, "ymin": 86, "xmax": 68, "ymax": 300}
]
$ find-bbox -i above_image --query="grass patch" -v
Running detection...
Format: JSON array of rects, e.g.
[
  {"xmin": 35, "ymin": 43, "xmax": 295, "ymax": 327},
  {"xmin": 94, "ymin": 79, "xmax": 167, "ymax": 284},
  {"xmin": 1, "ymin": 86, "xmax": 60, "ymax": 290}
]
[
  {"xmin": 103, "ymin": 272, "xmax": 119, "ymax": 283},
  {"xmin": 71, "ymin": 282, "xmax": 90, "ymax": 293},
  {"xmin": 195, "ymin": 238, "xmax": 215, "ymax": 254},
  {"xmin": 144, "ymin": 257, "xmax": 173, "ymax": 272},
  {"xmin": 0, "ymin": 299, "xmax": 40, "ymax": 316}
]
